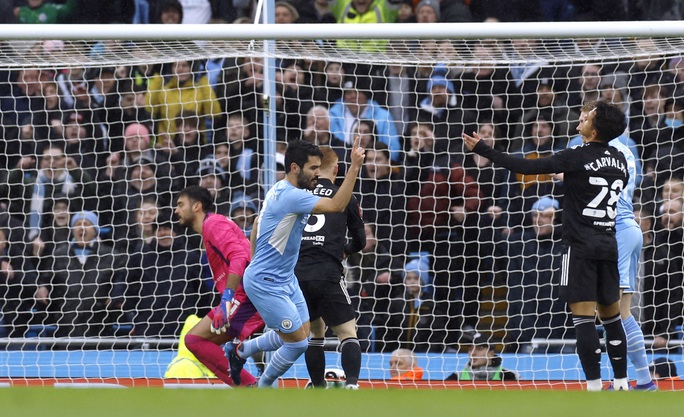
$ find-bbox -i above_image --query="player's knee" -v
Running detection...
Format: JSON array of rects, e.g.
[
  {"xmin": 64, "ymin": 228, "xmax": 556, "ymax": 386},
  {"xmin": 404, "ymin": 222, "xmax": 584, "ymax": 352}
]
[{"xmin": 286, "ymin": 338, "xmax": 309, "ymax": 355}]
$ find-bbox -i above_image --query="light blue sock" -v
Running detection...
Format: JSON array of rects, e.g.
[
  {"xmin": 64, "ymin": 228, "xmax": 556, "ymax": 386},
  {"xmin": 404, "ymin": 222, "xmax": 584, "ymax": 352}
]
[
  {"xmin": 258, "ymin": 339, "xmax": 308, "ymax": 388},
  {"xmin": 240, "ymin": 330, "xmax": 284, "ymax": 358},
  {"xmin": 623, "ymin": 315, "xmax": 652, "ymax": 385}
]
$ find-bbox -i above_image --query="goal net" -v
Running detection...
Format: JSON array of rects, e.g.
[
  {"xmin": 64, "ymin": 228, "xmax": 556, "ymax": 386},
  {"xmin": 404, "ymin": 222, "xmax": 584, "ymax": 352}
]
[{"xmin": 0, "ymin": 22, "xmax": 682, "ymax": 388}]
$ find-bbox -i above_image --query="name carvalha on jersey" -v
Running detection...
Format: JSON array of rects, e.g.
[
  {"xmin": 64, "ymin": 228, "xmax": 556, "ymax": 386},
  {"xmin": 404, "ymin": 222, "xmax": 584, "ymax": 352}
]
[{"xmin": 583, "ymin": 156, "xmax": 627, "ymax": 176}]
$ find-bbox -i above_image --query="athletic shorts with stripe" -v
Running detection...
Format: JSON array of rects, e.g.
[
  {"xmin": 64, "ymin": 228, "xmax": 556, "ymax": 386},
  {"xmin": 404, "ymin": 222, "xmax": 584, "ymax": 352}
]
[{"xmin": 559, "ymin": 245, "xmax": 621, "ymax": 305}]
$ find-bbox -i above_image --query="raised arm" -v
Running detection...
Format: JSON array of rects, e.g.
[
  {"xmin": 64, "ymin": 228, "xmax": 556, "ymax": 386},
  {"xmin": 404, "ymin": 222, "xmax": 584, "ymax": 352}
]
[
  {"xmin": 464, "ymin": 132, "xmax": 562, "ymax": 175},
  {"xmin": 312, "ymin": 136, "xmax": 365, "ymax": 214}
]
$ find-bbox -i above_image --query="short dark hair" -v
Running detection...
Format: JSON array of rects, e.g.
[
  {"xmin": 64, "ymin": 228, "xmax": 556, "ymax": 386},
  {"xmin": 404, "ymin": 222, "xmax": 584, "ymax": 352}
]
[
  {"xmin": 284, "ymin": 140, "xmax": 322, "ymax": 174},
  {"xmin": 590, "ymin": 100, "xmax": 627, "ymax": 142},
  {"xmin": 178, "ymin": 185, "xmax": 214, "ymax": 213}
]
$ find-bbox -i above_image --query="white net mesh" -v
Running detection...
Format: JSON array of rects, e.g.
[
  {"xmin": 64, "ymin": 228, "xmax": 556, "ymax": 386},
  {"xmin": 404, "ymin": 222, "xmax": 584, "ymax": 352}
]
[{"xmin": 0, "ymin": 26, "xmax": 683, "ymax": 388}]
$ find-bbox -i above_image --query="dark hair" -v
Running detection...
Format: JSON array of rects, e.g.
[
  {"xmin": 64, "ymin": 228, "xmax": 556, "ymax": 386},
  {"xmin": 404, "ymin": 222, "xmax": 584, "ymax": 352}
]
[
  {"xmin": 178, "ymin": 185, "xmax": 214, "ymax": 213},
  {"xmin": 592, "ymin": 100, "xmax": 627, "ymax": 142},
  {"xmin": 284, "ymin": 140, "xmax": 322, "ymax": 174}
]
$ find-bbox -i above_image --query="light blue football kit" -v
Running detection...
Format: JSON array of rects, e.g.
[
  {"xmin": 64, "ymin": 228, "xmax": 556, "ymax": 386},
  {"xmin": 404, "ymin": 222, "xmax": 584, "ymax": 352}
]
[
  {"xmin": 609, "ymin": 137, "xmax": 653, "ymax": 388},
  {"xmin": 243, "ymin": 179, "xmax": 321, "ymax": 333}
]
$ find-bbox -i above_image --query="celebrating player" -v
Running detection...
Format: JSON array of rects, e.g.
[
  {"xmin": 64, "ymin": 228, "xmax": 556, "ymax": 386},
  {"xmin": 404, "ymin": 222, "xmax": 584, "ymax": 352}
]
[
  {"xmin": 295, "ymin": 146, "xmax": 366, "ymax": 389},
  {"xmin": 225, "ymin": 138, "xmax": 365, "ymax": 387},
  {"xmin": 174, "ymin": 185, "xmax": 264, "ymax": 386},
  {"xmin": 464, "ymin": 99, "xmax": 630, "ymax": 391}
]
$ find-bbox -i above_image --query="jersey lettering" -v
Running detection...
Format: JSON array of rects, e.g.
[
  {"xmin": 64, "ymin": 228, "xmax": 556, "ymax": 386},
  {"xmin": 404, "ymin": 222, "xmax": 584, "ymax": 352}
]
[{"xmin": 582, "ymin": 176, "xmax": 623, "ymax": 220}]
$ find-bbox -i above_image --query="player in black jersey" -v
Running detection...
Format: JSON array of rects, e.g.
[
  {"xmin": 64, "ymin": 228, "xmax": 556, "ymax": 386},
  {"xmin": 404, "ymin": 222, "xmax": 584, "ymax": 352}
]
[
  {"xmin": 464, "ymin": 100, "xmax": 630, "ymax": 391},
  {"xmin": 295, "ymin": 146, "xmax": 366, "ymax": 389}
]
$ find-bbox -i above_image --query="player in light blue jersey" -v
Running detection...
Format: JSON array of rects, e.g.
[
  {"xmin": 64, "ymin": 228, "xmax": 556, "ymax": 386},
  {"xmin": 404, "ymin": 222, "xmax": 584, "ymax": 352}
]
[
  {"xmin": 225, "ymin": 138, "xmax": 365, "ymax": 387},
  {"xmin": 608, "ymin": 137, "xmax": 656, "ymax": 390}
]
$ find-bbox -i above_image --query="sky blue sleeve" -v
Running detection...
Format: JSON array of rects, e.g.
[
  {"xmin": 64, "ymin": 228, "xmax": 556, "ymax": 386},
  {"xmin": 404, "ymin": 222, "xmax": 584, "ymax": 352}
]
[{"xmin": 282, "ymin": 187, "xmax": 321, "ymax": 214}]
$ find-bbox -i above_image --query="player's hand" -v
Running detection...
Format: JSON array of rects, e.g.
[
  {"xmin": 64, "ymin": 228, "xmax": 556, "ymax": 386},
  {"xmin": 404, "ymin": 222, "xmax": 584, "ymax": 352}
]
[
  {"xmin": 211, "ymin": 300, "xmax": 231, "ymax": 334},
  {"xmin": 349, "ymin": 135, "xmax": 365, "ymax": 171},
  {"xmin": 211, "ymin": 288, "xmax": 236, "ymax": 334},
  {"xmin": 463, "ymin": 132, "xmax": 482, "ymax": 151}
]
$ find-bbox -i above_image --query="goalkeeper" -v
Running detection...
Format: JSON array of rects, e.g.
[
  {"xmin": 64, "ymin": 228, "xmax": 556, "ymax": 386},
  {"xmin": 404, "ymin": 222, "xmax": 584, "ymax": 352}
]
[{"xmin": 175, "ymin": 186, "xmax": 264, "ymax": 386}]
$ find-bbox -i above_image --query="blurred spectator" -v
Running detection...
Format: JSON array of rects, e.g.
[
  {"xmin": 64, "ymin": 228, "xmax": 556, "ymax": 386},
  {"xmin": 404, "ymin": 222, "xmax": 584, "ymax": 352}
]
[
  {"xmin": 445, "ymin": 333, "xmax": 518, "ymax": 381},
  {"xmin": 130, "ymin": 197, "xmax": 161, "ymax": 250},
  {"xmin": 59, "ymin": 111, "xmax": 99, "ymax": 172},
  {"xmin": 229, "ymin": 194, "xmax": 258, "ymax": 238},
  {"xmin": 512, "ymin": 79, "xmax": 579, "ymax": 151},
  {"xmin": 275, "ymin": 1, "xmax": 299, "ymax": 22},
  {"xmin": 153, "ymin": 0, "xmax": 184, "ymax": 23},
  {"xmin": 345, "ymin": 223, "xmax": 403, "ymax": 351},
  {"xmin": 413, "ymin": 74, "xmax": 477, "ymax": 154},
  {"xmin": 130, "ymin": 219, "xmax": 202, "ymax": 337},
  {"xmin": 15, "ymin": 0, "xmax": 77, "ymax": 23},
  {"xmin": 458, "ymin": 42, "xmax": 521, "ymax": 143},
  {"xmin": 502, "ymin": 196, "xmax": 573, "ymax": 352},
  {"xmin": 302, "ymin": 106, "xmax": 348, "ymax": 173},
  {"xmin": 415, "ymin": 0, "xmax": 439, "ymax": 23},
  {"xmin": 330, "ymin": 0, "xmax": 399, "ymax": 52},
  {"xmin": 329, "ymin": 74, "xmax": 401, "ymax": 162},
  {"xmin": 195, "ymin": 156, "xmax": 232, "ymax": 215},
  {"xmin": 32, "ymin": 195, "xmax": 71, "ymax": 259},
  {"xmin": 462, "ymin": 121, "xmax": 522, "ymax": 223},
  {"xmin": 162, "ymin": 110, "xmax": 205, "ymax": 189},
  {"xmin": 641, "ymin": 197, "xmax": 684, "ymax": 351},
  {"xmin": 388, "ymin": 348, "xmax": 423, "ymax": 380},
  {"xmin": 649, "ymin": 357, "xmax": 680, "ymax": 380},
  {"xmin": 567, "ymin": 63, "xmax": 602, "ymax": 114},
  {"xmin": 383, "ymin": 255, "xmax": 448, "ymax": 353},
  {"xmin": 5, "ymin": 143, "xmax": 96, "ymax": 240},
  {"xmin": 358, "ymin": 143, "xmax": 407, "ymax": 252},
  {"xmin": 514, "ymin": 114, "xmax": 564, "ymax": 210},
  {"xmin": 211, "ymin": 141, "xmax": 262, "ymax": 201},
  {"xmin": 440, "ymin": 0, "xmax": 474, "ymax": 22},
  {"xmin": 0, "ymin": 68, "xmax": 49, "ymax": 153},
  {"xmin": 290, "ymin": 0, "xmax": 336, "ymax": 23},
  {"xmin": 35, "ymin": 211, "xmax": 128, "ymax": 338},
  {"xmin": 395, "ymin": 0, "xmax": 415, "ymax": 23},
  {"xmin": 404, "ymin": 121, "xmax": 480, "ymax": 252},
  {"xmin": 280, "ymin": 60, "xmax": 315, "ymax": 141},
  {"xmin": 313, "ymin": 61, "xmax": 345, "ymax": 106},
  {"xmin": 146, "ymin": 60, "xmax": 221, "ymax": 139},
  {"xmin": 0, "ymin": 225, "xmax": 38, "ymax": 337},
  {"xmin": 629, "ymin": 84, "xmax": 667, "ymax": 163}
]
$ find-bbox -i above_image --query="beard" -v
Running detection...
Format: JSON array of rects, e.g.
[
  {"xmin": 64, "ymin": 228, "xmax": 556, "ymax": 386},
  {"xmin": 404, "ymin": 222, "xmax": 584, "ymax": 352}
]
[{"xmin": 296, "ymin": 171, "xmax": 317, "ymax": 190}]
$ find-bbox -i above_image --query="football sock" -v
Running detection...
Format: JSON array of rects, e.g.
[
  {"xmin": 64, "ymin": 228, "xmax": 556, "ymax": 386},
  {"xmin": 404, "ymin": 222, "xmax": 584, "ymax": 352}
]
[
  {"xmin": 340, "ymin": 337, "xmax": 361, "ymax": 386},
  {"xmin": 623, "ymin": 315, "xmax": 653, "ymax": 385},
  {"xmin": 305, "ymin": 338, "xmax": 326, "ymax": 387},
  {"xmin": 258, "ymin": 338, "xmax": 308, "ymax": 388},
  {"xmin": 184, "ymin": 334, "xmax": 257, "ymax": 386},
  {"xmin": 603, "ymin": 313, "xmax": 628, "ymax": 379},
  {"xmin": 573, "ymin": 315, "xmax": 602, "ymax": 381},
  {"xmin": 586, "ymin": 379, "xmax": 603, "ymax": 391},
  {"xmin": 240, "ymin": 330, "xmax": 284, "ymax": 358}
]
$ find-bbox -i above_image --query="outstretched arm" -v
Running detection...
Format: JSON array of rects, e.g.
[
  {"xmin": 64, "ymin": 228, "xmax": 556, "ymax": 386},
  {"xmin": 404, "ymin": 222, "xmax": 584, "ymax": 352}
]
[
  {"xmin": 312, "ymin": 136, "xmax": 365, "ymax": 214},
  {"xmin": 464, "ymin": 132, "xmax": 563, "ymax": 175}
]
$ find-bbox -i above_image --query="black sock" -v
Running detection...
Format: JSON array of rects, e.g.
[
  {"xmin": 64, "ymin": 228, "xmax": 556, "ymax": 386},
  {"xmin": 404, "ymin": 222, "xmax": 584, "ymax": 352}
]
[
  {"xmin": 305, "ymin": 338, "xmax": 326, "ymax": 387},
  {"xmin": 573, "ymin": 315, "xmax": 602, "ymax": 381},
  {"xmin": 602, "ymin": 313, "xmax": 628, "ymax": 379},
  {"xmin": 340, "ymin": 337, "xmax": 361, "ymax": 385}
]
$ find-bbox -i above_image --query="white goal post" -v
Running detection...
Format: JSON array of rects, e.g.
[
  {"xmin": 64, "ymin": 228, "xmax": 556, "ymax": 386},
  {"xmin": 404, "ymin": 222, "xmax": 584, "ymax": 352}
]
[{"xmin": 0, "ymin": 20, "xmax": 683, "ymax": 388}]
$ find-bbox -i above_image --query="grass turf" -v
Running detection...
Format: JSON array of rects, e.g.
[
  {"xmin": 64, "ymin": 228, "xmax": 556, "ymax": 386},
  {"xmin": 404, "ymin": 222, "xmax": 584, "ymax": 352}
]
[{"xmin": 1, "ymin": 387, "xmax": 678, "ymax": 417}]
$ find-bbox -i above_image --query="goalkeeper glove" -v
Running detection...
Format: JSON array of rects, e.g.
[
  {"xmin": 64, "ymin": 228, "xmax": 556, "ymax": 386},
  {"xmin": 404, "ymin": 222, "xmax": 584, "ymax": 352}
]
[{"xmin": 211, "ymin": 288, "xmax": 235, "ymax": 334}]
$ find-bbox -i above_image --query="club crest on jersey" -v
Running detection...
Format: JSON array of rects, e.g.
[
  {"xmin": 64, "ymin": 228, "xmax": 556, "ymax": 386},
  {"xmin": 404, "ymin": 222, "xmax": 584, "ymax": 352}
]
[{"xmin": 281, "ymin": 318, "xmax": 293, "ymax": 330}]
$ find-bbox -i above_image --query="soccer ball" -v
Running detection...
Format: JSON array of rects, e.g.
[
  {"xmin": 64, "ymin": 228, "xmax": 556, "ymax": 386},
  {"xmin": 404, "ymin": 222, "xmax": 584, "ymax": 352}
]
[{"xmin": 324, "ymin": 368, "xmax": 346, "ymax": 388}]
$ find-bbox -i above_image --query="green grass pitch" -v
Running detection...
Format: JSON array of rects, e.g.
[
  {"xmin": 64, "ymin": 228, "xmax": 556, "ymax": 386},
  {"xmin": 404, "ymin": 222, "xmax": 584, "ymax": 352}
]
[{"xmin": 1, "ymin": 388, "xmax": 679, "ymax": 417}]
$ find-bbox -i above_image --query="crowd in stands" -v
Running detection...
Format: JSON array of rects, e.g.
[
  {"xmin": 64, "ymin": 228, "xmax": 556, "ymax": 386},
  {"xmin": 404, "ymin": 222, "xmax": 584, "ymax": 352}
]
[{"xmin": 0, "ymin": 0, "xmax": 683, "ymax": 357}]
